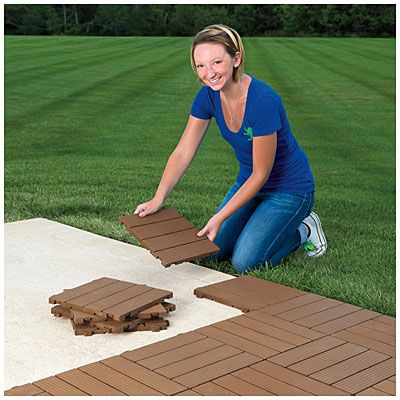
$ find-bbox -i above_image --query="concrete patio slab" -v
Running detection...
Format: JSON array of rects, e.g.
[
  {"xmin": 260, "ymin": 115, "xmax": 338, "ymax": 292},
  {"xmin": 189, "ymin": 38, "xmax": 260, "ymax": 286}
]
[{"xmin": 4, "ymin": 218, "xmax": 241, "ymax": 389}]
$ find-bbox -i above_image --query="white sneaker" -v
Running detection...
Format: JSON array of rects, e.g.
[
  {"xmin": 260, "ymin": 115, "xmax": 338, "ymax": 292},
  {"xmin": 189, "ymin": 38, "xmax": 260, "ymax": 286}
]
[{"xmin": 302, "ymin": 211, "xmax": 327, "ymax": 257}]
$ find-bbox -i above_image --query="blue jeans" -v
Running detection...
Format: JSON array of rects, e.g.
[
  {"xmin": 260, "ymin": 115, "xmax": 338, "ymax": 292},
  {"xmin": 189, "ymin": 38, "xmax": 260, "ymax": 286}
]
[{"xmin": 211, "ymin": 181, "xmax": 314, "ymax": 272}]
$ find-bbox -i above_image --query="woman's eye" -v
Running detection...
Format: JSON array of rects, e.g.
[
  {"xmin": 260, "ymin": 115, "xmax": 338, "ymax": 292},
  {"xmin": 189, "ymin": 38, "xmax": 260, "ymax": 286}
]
[{"xmin": 197, "ymin": 65, "xmax": 203, "ymax": 69}]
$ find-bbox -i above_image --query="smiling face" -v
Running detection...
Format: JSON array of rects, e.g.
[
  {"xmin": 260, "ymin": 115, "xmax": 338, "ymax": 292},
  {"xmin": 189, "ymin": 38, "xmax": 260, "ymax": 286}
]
[{"xmin": 193, "ymin": 42, "xmax": 240, "ymax": 91}]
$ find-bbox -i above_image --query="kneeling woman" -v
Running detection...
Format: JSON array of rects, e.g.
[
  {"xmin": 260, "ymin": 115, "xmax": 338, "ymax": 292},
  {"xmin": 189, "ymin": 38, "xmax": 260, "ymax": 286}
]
[{"xmin": 135, "ymin": 24, "xmax": 327, "ymax": 272}]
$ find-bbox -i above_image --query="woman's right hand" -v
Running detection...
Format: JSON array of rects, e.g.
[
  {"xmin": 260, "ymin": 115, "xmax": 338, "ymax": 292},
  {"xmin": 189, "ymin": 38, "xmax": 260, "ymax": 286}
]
[{"xmin": 134, "ymin": 198, "xmax": 163, "ymax": 217}]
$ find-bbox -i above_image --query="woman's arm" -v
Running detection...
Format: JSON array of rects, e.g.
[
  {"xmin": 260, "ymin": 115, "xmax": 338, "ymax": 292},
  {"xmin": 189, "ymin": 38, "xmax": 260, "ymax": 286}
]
[
  {"xmin": 134, "ymin": 116, "xmax": 210, "ymax": 216},
  {"xmin": 198, "ymin": 132, "xmax": 277, "ymax": 240}
]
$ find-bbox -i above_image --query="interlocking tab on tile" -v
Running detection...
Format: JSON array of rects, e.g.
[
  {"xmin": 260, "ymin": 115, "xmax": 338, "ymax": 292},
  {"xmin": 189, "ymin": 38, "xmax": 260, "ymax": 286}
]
[
  {"xmin": 194, "ymin": 275, "xmax": 306, "ymax": 312},
  {"xmin": 49, "ymin": 277, "xmax": 175, "ymax": 336},
  {"xmin": 119, "ymin": 207, "xmax": 220, "ymax": 267}
]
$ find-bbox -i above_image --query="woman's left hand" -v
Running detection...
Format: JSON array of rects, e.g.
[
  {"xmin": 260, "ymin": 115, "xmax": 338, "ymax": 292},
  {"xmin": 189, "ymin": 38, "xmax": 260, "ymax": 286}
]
[{"xmin": 197, "ymin": 214, "xmax": 224, "ymax": 242}]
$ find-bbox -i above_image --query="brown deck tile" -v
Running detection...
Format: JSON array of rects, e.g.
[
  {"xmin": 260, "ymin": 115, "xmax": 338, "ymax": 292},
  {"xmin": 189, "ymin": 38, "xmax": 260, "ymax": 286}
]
[
  {"xmin": 195, "ymin": 325, "xmax": 278, "ymax": 358},
  {"xmin": 4, "ymin": 384, "xmax": 46, "ymax": 396},
  {"xmin": 137, "ymin": 303, "xmax": 168, "ymax": 319},
  {"xmin": 276, "ymin": 298, "xmax": 343, "ymax": 321},
  {"xmin": 194, "ymin": 275, "xmax": 304, "ymax": 312},
  {"xmin": 373, "ymin": 379, "xmax": 396, "ymax": 395},
  {"xmin": 259, "ymin": 292, "xmax": 325, "ymax": 315},
  {"xmin": 389, "ymin": 375, "xmax": 396, "ymax": 382},
  {"xmin": 245, "ymin": 310, "xmax": 325, "ymax": 340},
  {"xmin": 71, "ymin": 320, "xmax": 108, "ymax": 336},
  {"xmin": 267, "ymin": 336, "xmax": 346, "ymax": 367},
  {"xmin": 101, "ymin": 356, "xmax": 187, "ymax": 395},
  {"xmin": 122, "ymin": 331, "xmax": 205, "ymax": 362},
  {"xmin": 155, "ymin": 344, "xmax": 242, "ymax": 379},
  {"xmin": 332, "ymin": 358, "xmax": 396, "ymax": 394},
  {"xmin": 56, "ymin": 369, "xmax": 125, "ymax": 395},
  {"xmin": 172, "ymin": 352, "xmax": 262, "ymax": 388},
  {"xmin": 34, "ymin": 376, "xmax": 88, "ymax": 396},
  {"xmin": 92, "ymin": 317, "xmax": 140, "ymax": 333},
  {"xmin": 192, "ymin": 382, "xmax": 237, "ymax": 396},
  {"xmin": 137, "ymin": 337, "xmax": 223, "ymax": 370},
  {"xmin": 79, "ymin": 361, "xmax": 162, "ymax": 395},
  {"xmin": 356, "ymin": 387, "xmax": 390, "ymax": 396},
  {"xmin": 212, "ymin": 374, "xmax": 274, "ymax": 395},
  {"xmin": 372, "ymin": 314, "xmax": 396, "ymax": 327},
  {"xmin": 347, "ymin": 324, "xmax": 395, "ymax": 346},
  {"xmin": 294, "ymin": 303, "xmax": 362, "ymax": 328},
  {"xmin": 162, "ymin": 301, "xmax": 176, "ymax": 312},
  {"xmin": 71, "ymin": 309, "xmax": 102, "ymax": 324},
  {"xmin": 288, "ymin": 342, "xmax": 368, "ymax": 375},
  {"xmin": 229, "ymin": 314, "xmax": 311, "ymax": 346},
  {"xmin": 251, "ymin": 360, "xmax": 350, "ymax": 396},
  {"xmin": 50, "ymin": 304, "xmax": 72, "ymax": 318},
  {"xmin": 176, "ymin": 389, "xmax": 201, "ymax": 395},
  {"xmin": 333, "ymin": 329, "xmax": 396, "ymax": 357},
  {"xmin": 119, "ymin": 207, "xmax": 181, "ymax": 228},
  {"xmin": 313, "ymin": 309, "xmax": 381, "ymax": 334},
  {"xmin": 361, "ymin": 318, "xmax": 396, "ymax": 335},
  {"xmin": 309, "ymin": 350, "xmax": 390, "ymax": 385},
  {"xmin": 130, "ymin": 218, "xmax": 194, "ymax": 241},
  {"xmin": 232, "ymin": 366, "xmax": 312, "ymax": 395},
  {"xmin": 212, "ymin": 319, "xmax": 295, "ymax": 352},
  {"xmin": 137, "ymin": 318, "xmax": 169, "ymax": 332},
  {"xmin": 49, "ymin": 277, "xmax": 117, "ymax": 304}
]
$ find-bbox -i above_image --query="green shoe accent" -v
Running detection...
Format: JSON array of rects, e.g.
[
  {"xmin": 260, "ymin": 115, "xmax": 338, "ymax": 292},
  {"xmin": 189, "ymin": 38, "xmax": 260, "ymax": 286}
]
[{"xmin": 303, "ymin": 241, "xmax": 317, "ymax": 252}]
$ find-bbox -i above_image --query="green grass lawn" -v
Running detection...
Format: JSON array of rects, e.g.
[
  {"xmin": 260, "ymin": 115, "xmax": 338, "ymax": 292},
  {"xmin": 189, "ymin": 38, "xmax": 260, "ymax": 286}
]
[{"xmin": 5, "ymin": 35, "xmax": 395, "ymax": 316}]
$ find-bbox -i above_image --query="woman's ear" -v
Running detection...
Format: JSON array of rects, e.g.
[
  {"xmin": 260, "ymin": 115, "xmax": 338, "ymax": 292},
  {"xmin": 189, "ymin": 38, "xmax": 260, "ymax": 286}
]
[{"xmin": 234, "ymin": 52, "xmax": 241, "ymax": 68}]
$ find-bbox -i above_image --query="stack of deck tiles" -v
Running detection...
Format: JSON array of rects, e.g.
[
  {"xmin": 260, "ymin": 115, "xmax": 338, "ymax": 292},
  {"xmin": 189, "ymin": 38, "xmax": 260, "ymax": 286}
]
[
  {"xmin": 49, "ymin": 277, "xmax": 175, "ymax": 336},
  {"xmin": 119, "ymin": 207, "xmax": 219, "ymax": 267}
]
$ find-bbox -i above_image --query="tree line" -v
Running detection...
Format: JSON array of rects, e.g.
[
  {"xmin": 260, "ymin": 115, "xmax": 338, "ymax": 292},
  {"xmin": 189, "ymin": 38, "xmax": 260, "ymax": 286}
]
[{"xmin": 5, "ymin": 4, "xmax": 395, "ymax": 37}]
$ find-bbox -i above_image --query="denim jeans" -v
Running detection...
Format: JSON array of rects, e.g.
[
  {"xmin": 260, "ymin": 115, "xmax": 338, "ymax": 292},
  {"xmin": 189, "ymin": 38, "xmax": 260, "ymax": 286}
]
[{"xmin": 211, "ymin": 181, "xmax": 314, "ymax": 272}]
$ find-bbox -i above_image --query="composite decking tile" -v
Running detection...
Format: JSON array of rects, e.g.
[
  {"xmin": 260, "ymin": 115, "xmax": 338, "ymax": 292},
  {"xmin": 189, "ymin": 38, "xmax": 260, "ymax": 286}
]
[
  {"xmin": 267, "ymin": 336, "xmax": 346, "ymax": 367},
  {"xmin": 119, "ymin": 207, "xmax": 181, "ymax": 228},
  {"xmin": 192, "ymin": 382, "xmax": 237, "ymax": 396},
  {"xmin": 228, "ymin": 314, "xmax": 311, "ymax": 346},
  {"xmin": 333, "ymin": 329, "xmax": 396, "ymax": 357},
  {"xmin": 373, "ymin": 379, "xmax": 396, "ymax": 395},
  {"xmin": 309, "ymin": 350, "xmax": 390, "ymax": 385},
  {"xmin": 294, "ymin": 303, "xmax": 362, "ymax": 328},
  {"xmin": 137, "ymin": 337, "xmax": 223, "ymax": 370},
  {"xmin": 251, "ymin": 360, "xmax": 350, "ymax": 396},
  {"xmin": 56, "ymin": 369, "xmax": 124, "ymax": 396},
  {"xmin": 137, "ymin": 303, "xmax": 168, "ymax": 319},
  {"xmin": 232, "ymin": 366, "xmax": 312, "ymax": 395},
  {"xmin": 347, "ymin": 324, "xmax": 395, "ymax": 346},
  {"xmin": 176, "ymin": 389, "xmax": 201, "ymax": 395},
  {"xmin": 172, "ymin": 352, "xmax": 262, "ymax": 388},
  {"xmin": 137, "ymin": 317, "xmax": 169, "ymax": 332},
  {"xmin": 356, "ymin": 387, "xmax": 390, "ymax": 396},
  {"xmin": 34, "ymin": 376, "xmax": 88, "ymax": 396},
  {"xmin": 288, "ymin": 342, "xmax": 368, "ymax": 375},
  {"xmin": 154, "ymin": 344, "xmax": 242, "ymax": 379},
  {"xmin": 259, "ymin": 292, "xmax": 325, "ymax": 315},
  {"xmin": 4, "ymin": 383, "xmax": 47, "ymax": 396},
  {"xmin": 361, "ymin": 318, "xmax": 396, "ymax": 336},
  {"xmin": 244, "ymin": 310, "xmax": 324, "ymax": 340},
  {"xmin": 212, "ymin": 319, "xmax": 295, "ymax": 352},
  {"xmin": 212, "ymin": 374, "xmax": 274, "ymax": 395},
  {"xmin": 312, "ymin": 308, "xmax": 381, "ymax": 334},
  {"xmin": 100, "ymin": 356, "xmax": 187, "ymax": 395},
  {"xmin": 79, "ymin": 361, "xmax": 162, "ymax": 395},
  {"xmin": 131, "ymin": 218, "xmax": 194, "ymax": 241},
  {"xmin": 122, "ymin": 331, "xmax": 205, "ymax": 362},
  {"xmin": 49, "ymin": 277, "xmax": 117, "ymax": 304},
  {"xmin": 332, "ymin": 358, "xmax": 396, "ymax": 394},
  {"xmin": 276, "ymin": 298, "xmax": 343, "ymax": 321},
  {"xmin": 373, "ymin": 314, "xmax": 396, "ymax": 326},
  {"xmin": 195, "ymin": 325, "xmax": 278, "ymax": 358},
  {"xmin": 51, "ymin": 304, "xmax": 72, "ymax": 318}
]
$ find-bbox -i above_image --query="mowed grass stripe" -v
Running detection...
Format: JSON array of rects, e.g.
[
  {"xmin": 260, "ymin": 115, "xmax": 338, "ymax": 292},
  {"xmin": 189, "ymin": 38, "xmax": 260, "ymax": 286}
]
[{"xmin": 4, "ymin": 36, "xmax": 395, "ymax": 316}]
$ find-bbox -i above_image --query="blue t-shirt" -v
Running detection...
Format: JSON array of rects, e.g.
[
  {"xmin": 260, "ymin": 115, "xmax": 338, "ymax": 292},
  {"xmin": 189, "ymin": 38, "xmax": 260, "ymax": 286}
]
[{"xmin": 190, "ymin": 76, "xmax": 314, "ymax": 194}]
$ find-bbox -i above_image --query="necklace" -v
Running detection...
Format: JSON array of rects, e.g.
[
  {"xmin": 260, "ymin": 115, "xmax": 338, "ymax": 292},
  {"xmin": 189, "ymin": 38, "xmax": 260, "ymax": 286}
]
[{"xmin": 222, "ymin": 79, "xmax": 242, "ymax": 128}]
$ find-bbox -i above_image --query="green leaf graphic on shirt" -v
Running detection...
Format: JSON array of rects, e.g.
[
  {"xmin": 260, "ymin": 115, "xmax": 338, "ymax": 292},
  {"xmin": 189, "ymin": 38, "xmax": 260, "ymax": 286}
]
[{"xmin": 244, "ymin": 126, "xmax": 253, "ymax": 141}]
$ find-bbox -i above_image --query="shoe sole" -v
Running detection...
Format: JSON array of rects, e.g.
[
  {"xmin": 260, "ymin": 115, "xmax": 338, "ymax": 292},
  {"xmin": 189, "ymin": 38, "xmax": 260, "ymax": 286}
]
[{"xmin": 307, "ymin": 212, "xmax": 327, "ymax": 257}]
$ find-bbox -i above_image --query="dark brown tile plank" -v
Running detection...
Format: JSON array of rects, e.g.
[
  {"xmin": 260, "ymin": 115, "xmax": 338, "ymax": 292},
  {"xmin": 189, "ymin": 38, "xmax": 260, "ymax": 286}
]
[
  {"xmin": 212, "ymin": 374, "xmax": 274, "ymax": 395},
  {"xmin": 195, "ymin": 325, "xmax": 278, "ymax": 358},
  {"xmin": 251, "ymin": 360, "xmax": 350, "ymax": 396},
  {"xmin": 122, "ymin": 331, "xmax": 205, "ymax": 362},
  {"xmin": 347, "ymin": 324, "xmax": 396, "ymax": 346},
  {"xmin": 333, "ymin": 358, "xmax": 396, "ymax": 394},
  {"xmin": 267, "ymin": 336, "xmax": 345, "ymax": 367},
  {"xmin": 192, "ymin": 382, "xmax": 238, "ymax": 396},
  {"xmin": 119, "ymin": 207, "xmax": 181, "ymax": 228},
  {"xmin": 289, "ymin": 342, "xmax": 368, "ymax": 376},
  {"xmin": 373, "ymin": 379, "xmax": 396, "ymax": 395},
  {"xmin": 137, "ymin": 337, "xmax": 223, "ymax": 370},
  {"xmin": 310, "ymin": 350, "xmax": 390, "ymax": 385},
  {"xmin": 154, "ymin": 344, "xmax": 242, "ymax": 379},
  {"xmin": 133, "ymin": 218, "xmax": 194, "ymax": 240},
  {"xmin": 50, "ymin": 305, "xmax": 72, "ymax": 318},
  {"xmin": 79, "ymin": 361, "xmax": 162, "ymax": 395},
  {"xmin": 333, "ymin": 329, "xmax": 396, "ymax": 357},
  {"xmin": 56, "ymin": 369, "xmax": 124, "ymax": 396},
  {"xmin": 172, "ymin": 352, "xmax": 261, "ymax": 388},
  {"xmin": 101, "ymin": 356, "xmax": 187, "ymax": 395},
  {"xmin": 137, "ymin": 303, "xmax": 168, "ymax": 319},
  {"xmin": 48, "ymin": 277, "xmax": 116, "ymax": 304},
  {"xmin": 34, "ymin": 376, "xmax": 88, "ymax": 396},
  {"xmin": 361, "ymin": 319, "xmax": 396, "ymax": 336}
]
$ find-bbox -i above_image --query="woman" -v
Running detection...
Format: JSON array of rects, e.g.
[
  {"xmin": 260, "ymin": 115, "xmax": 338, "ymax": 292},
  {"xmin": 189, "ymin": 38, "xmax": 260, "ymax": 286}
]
[{"xmin": 134, "ymin": 24, "xmax": 327, "ymax": 272}]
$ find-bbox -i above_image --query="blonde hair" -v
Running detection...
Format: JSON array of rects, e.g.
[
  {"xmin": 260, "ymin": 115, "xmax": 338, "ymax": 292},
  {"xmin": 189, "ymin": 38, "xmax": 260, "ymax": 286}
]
[{"xmin": 190, "ymin": 24, "xmax": 245, "ymax": 83}]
